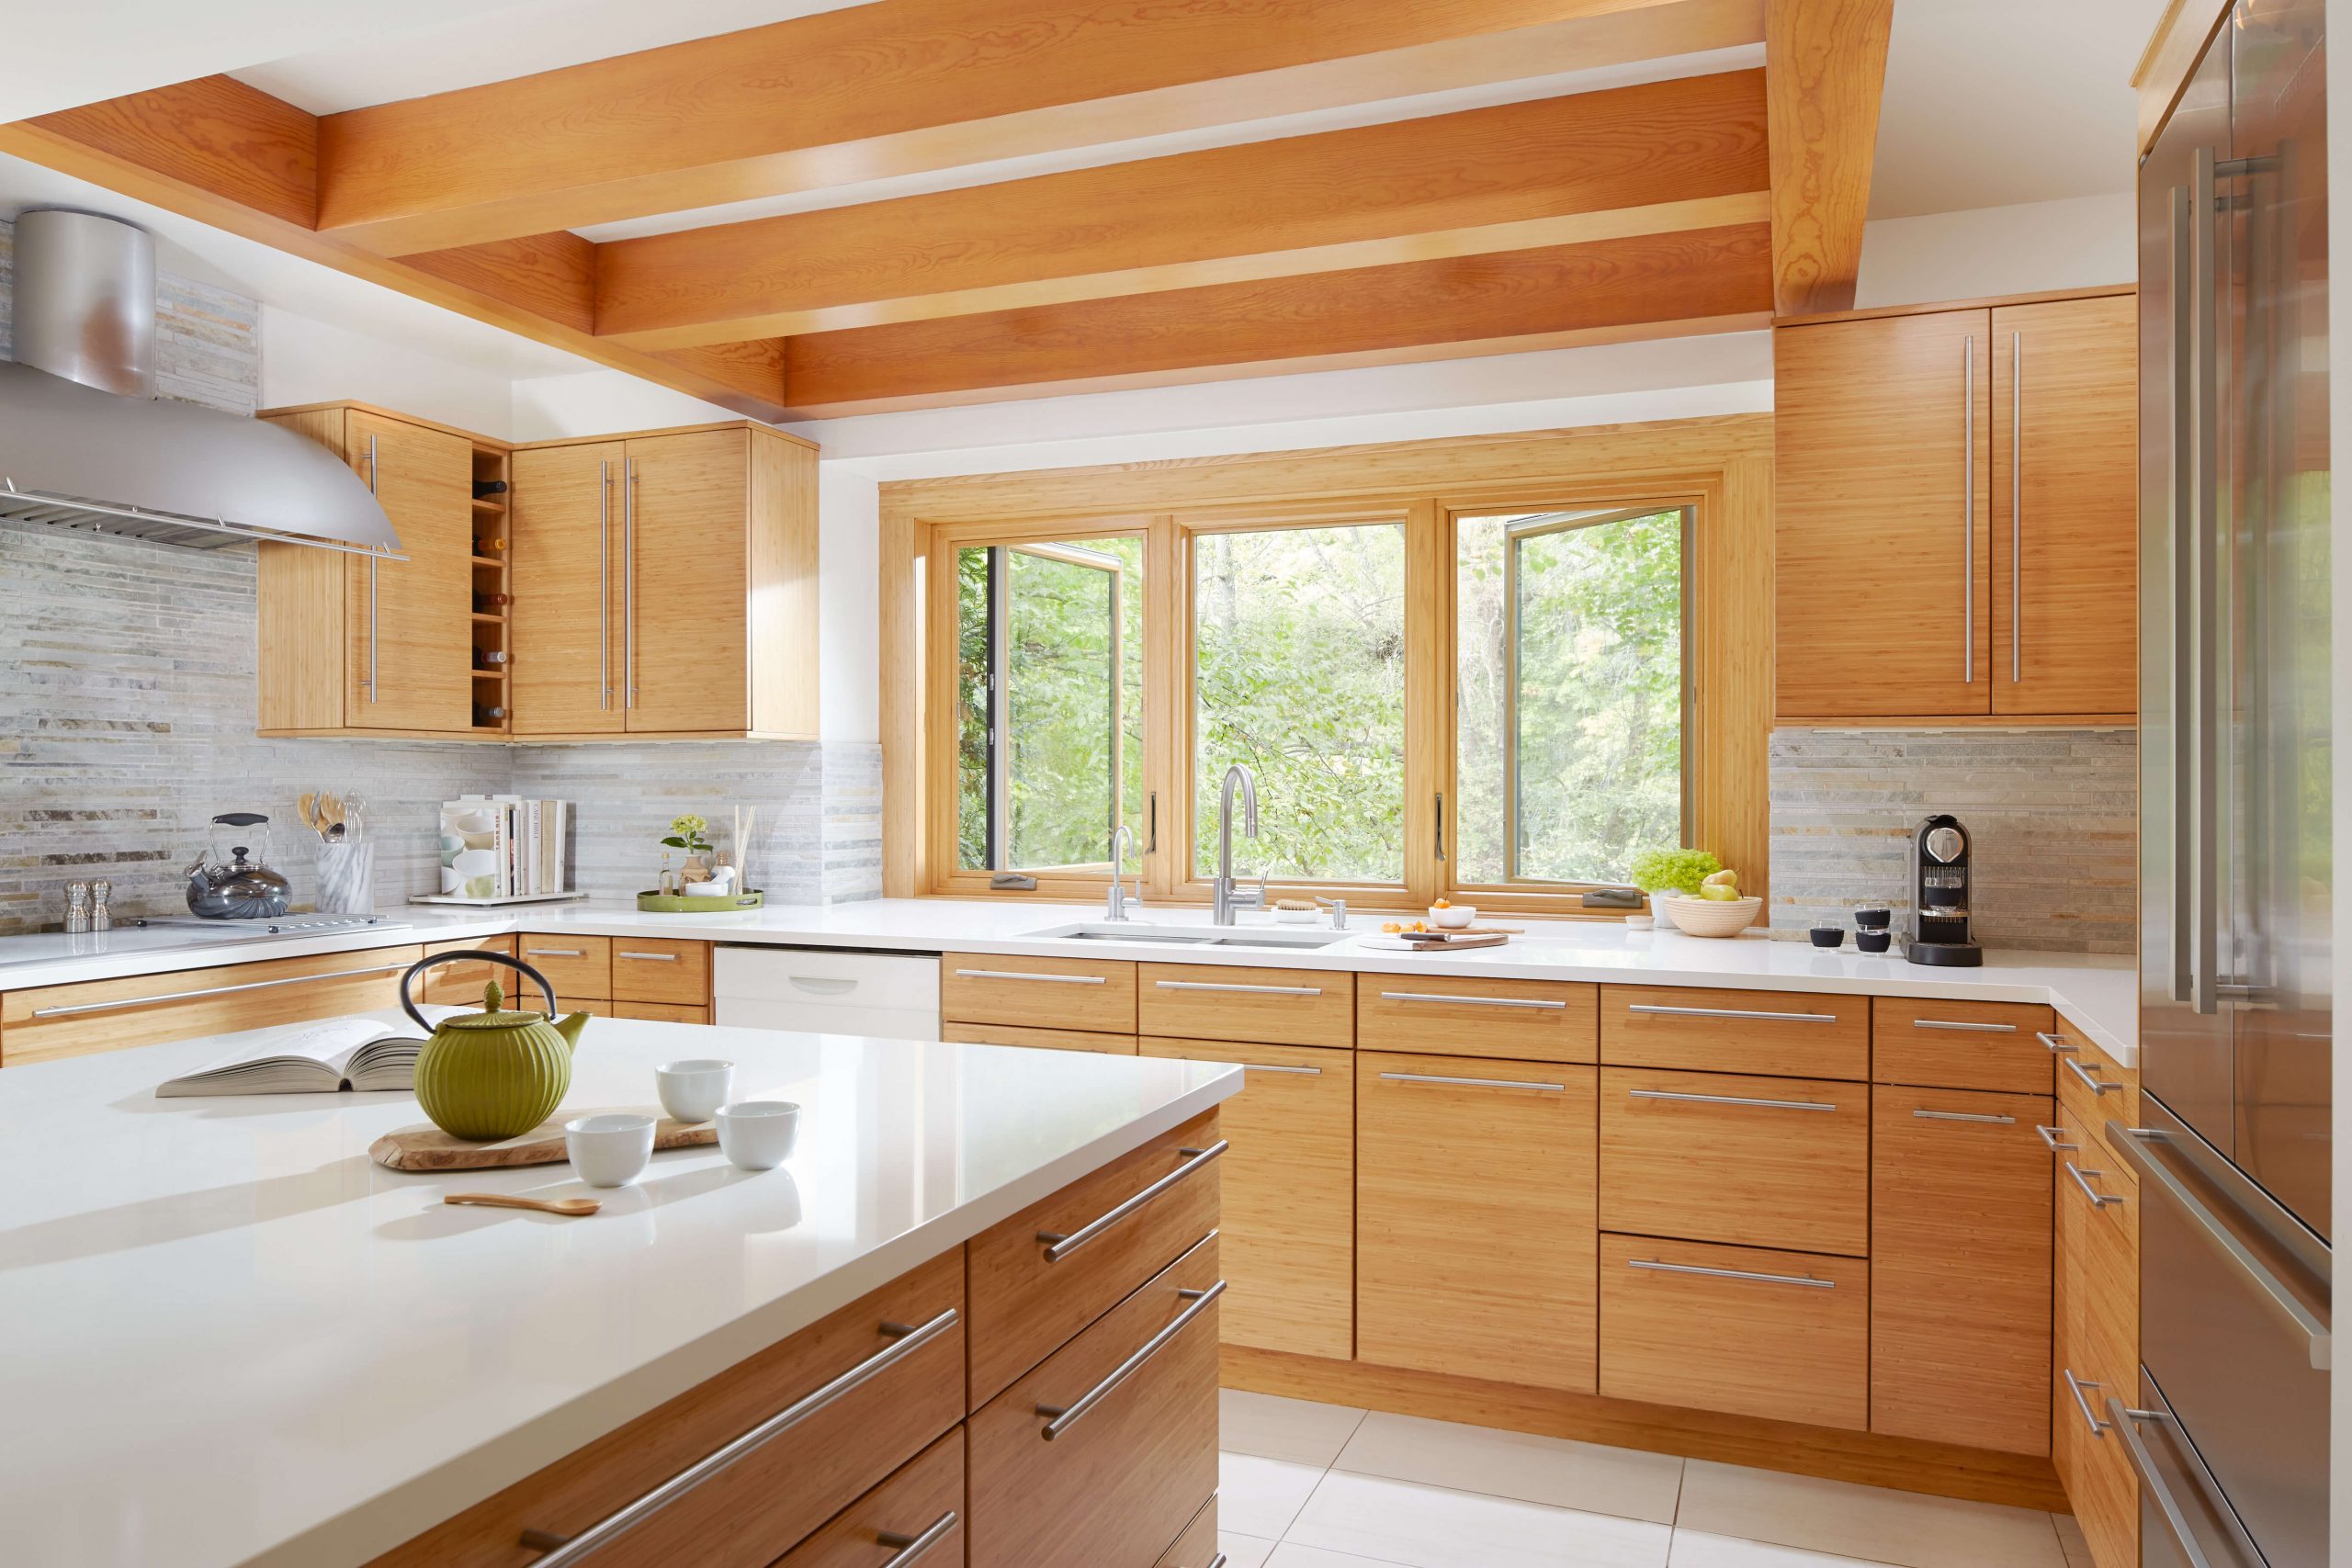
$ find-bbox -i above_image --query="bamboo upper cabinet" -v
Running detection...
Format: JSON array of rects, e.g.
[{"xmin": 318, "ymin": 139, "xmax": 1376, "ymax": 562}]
[
  {"xmin": 256, "ymin": 404, "xmax": 476, "ymax": 735},
  {"xmin": 1773, "ymin": 290, "xmax": 2136, "ymax": 722},
  {"xmin": 511, "ymin": 423, "xmax": 820, "ymax": 739}
]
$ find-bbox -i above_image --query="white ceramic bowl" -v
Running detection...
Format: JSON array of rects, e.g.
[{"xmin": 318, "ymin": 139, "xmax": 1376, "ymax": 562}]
[
  {"xmin": 1426, "ymin": 904, "xmax": 1476, "ymax": 930},
  {"xmin": 565, "ymin": 1112, "xmax": 656, "ymax": 1188},
  {"xmin": 657, "ymin": 1058, "xmax": 735, "ymax": 1123},
  {"xmin": 716, "ymin": 1100, "xmax": 801, "ymax": 1171},
  {"xmin": 1659, "ymin": 893, "xmax": 1763, "ymax": 938}
]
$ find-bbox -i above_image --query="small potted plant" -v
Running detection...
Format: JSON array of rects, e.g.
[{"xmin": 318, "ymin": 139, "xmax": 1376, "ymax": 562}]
[
  {"xmin": 1628, "ymin": 846, "xmax": 1722, "ymax": 931},
  {"xmin": 662, "ymin": 813, "xmax": 714, "ymax": 884}
]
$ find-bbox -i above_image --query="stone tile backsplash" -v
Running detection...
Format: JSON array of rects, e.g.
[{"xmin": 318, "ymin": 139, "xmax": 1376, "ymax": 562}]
[{"xmin": 1767, "ymin": 727, "xmax": 2137, "ymax": 953}]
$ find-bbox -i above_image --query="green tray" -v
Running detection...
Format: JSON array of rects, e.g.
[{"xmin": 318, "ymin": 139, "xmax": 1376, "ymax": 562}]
[{"xmin": 635, "ymin": 889, "xmax": 766, "ymax": 913}]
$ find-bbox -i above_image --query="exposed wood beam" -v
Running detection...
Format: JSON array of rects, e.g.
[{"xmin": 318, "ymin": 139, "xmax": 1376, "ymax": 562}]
[
  {"xmin": 596, "ymin": 69, "xmax": 1769, "ymax": 349},
  {"xmin": 2, "ymin": 78, "xmax": 791, "ymax": 419},
  {"xmin": 777, "ymin": 223, "xmax": 1772, "ymax": 417},
  {"xmin": 312, "ymin": 0, "xmax": 1768, "ymax": 254},
  {"xmin": 1764, "ymin": 0, "xmax": 1892, "ymax": 316}
]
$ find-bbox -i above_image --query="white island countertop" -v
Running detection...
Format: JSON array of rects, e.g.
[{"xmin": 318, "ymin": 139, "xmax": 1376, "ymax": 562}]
[{"xmin": 0, "ymin": 1018, "xmax": 1239, "ymax": 1568}]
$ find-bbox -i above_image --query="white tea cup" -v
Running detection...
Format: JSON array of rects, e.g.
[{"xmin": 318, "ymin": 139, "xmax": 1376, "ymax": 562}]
[
  {"xmin": 716, "ymin": 1100, "xmax": 800, "ymax": 1171},
  {"xmin": 657, "ymin": 1058, "xmax": 735, "ymax": 1123},
  {"xmin": 564, "ymin": 1112, "xmax": 656, "ymax": 1188}
]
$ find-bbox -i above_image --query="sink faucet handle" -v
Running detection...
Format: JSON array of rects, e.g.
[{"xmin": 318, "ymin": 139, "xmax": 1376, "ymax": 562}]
[{"xmin": 1316, "ymin": 895, "xmax": 1348, "ymax": 930}]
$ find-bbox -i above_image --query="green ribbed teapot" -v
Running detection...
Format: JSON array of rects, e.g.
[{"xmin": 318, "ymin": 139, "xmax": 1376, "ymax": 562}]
[{"xmin": 400, "ymin": 951, "xmax": 589, "ymax": 1140}]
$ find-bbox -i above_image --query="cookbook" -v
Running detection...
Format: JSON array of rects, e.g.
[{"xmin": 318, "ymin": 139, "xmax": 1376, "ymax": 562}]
[{"xmin": 154, "ymin": 1006, "xmax": 461, "ymax": 1097}]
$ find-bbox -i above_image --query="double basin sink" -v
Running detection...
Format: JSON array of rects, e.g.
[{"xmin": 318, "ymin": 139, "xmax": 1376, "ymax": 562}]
[{"xmin": 1021, "ymin": 921, "xmax": 1352, "ymax": 951}]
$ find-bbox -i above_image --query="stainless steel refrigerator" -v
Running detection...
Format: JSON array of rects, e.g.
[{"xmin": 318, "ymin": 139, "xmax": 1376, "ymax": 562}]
[{"xmin": 2132, "ymin": 0, "xmax": 2332, "ymax": 1562}]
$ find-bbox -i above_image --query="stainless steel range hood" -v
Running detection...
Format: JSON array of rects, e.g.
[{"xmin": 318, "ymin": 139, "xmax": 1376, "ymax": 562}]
[{"xmin": 0, "ymin": 209, "xmax": 401, "ymax": 558}]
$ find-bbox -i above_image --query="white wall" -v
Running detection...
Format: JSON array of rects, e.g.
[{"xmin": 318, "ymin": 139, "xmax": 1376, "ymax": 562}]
[
  {"xmin": 259, "ymin": 303, "xmax": 516, "ymax": 437},
  {"xmin": 818, "ymin": 468, "xmax": 880, "ymax": 744},
  {"xmin": 1854, "ymin": 193, "xmax": 2137, "ymax": 309},
  {"xmin": 509, "ymin": 368, "xmax": 739, "ymax": 443}
]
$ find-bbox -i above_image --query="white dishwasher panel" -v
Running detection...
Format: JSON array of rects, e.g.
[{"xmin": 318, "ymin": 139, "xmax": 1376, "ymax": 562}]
[{"xmin": 714, "ymin": 946, "xmax": 941, "ymax": 1041}]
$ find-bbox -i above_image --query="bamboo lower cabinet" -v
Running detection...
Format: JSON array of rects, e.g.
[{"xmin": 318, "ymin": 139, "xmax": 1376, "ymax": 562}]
[
  {"xmin": 1355, "ymin": 1051, "xmax": 1598, "ymax": 1392},
  {"xmin": 2052, "ymin": 1036, "xmax": 2142, "ymax": 1568}
]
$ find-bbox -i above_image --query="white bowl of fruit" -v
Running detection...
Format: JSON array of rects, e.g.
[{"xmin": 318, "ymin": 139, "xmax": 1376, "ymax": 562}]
[{"xmin": 1661, "ymin": 870, "xmax": 1760, "ymax": 937}]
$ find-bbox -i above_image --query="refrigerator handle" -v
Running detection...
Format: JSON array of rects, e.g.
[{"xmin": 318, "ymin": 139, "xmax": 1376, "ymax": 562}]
[
  {"xmin": 2188, "ymin": 146, "xmax": 2222, "ymax": 1017},
  {"xmin": 2165, "ymin": 181, "xmax": 2196, "ymax": 1005}
]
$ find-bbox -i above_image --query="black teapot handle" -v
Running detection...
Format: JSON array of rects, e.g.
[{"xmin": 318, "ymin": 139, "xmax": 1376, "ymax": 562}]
[{"xmin": 400, "ymin": 950, "xmax": 559, "ymax": 1032}]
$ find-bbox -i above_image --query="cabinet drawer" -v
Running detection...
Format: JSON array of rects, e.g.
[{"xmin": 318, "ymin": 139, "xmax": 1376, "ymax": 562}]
[
  {"xmin": 1599, "ymin": 1234, "xmax": 1868, "ymax": 1430},
  {"xmin": 2054, "ymin": 1130, "xmax": 2138, "ymax": 1568},
  {"xmin": 1600, "ymin": 986, "xmax": 1867, "ymax": 1078},
  {"xmin": 615, "ymin": 1000, "xmax": 709, "ymax": 1024},
  {"xmin": 422, "ymin": 936, "xmax": 517, "ymax": 1006},
  {"xmin": 967, "ymin": 1111, "xmax": 1221, "ymax": 1408},
  {"xmin": 1357, "ymin": 1052, "xmax": 1597, "ymax": 1392},
  {"xmin": 953, "ymin": 1023, "xmax": 1137, "ymax": 1055},
  {"xmin": 1356, "ymin": 976, "xmax": 1596, "ymax": 1063},
  {"xmin": 1600, "ymin": 1066, "xmax": 1869, "ymax": 1256},
  {"xmin": 967, "ymin": 1235, "xmax": 1221, "ymax": 1568},
  {"xmin": 1870, "ymin": 1086, "xmax": 2053, "ymax": 1455},
  {"xmin": 368, "ymin": 1247, "xmax": 964, "ymax": 1568},
  {"xmin": 613, "ymin": 939, "xmax": 711, "ymax": 1004},
  {"xmin": 774, "ymin": 1425, "xmax": 965, "ymax": 1568},
  {"xmin": 1138, "ymin": 964, "xmax": 1352, "ymax": 1047},
  {"xmin": 1140, "ymin": 1037, "xmax": 1352, "ymax": 1359},
  {"xmin": 942, "ymin": 953, "xmax": 1136, "ymax": 1034},
  {"xmin": 1154, "ymin": 1495, "xmax": 1219, "ymax": 1568},
  {"xmin": 0, "ymin": 944, "xmax": 424, "ymax": 1067},
  {"xmin": 2052, "ymin": 1025, "xmax": 2140, "ymax": 1185},
  {"xmin": 1871, "ymin": 997, "xmax": 2056, "ymax": 1094},
  {"xmin": 514, "ymin": 934, "xmax": 612, "ymax": 998}
]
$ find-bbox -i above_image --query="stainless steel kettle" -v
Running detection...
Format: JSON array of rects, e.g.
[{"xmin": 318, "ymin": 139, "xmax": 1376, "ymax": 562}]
[{"xmin": 186, "ymin": 812, "xmax": 292, "ymax": 919}]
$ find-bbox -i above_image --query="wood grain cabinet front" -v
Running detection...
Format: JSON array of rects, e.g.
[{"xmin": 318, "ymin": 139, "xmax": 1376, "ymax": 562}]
[
  {"xmin": 421, "ymin": 935, "xmax": 516, "ymax": 1007},
  {"xmin": 967, "ymin": 1235, "xmax": 1221, "ymax": 1568},
  {"xmin": 1355, "ymin": 975, "xmax": 1597, "ymax": 1063},
  {"xmin": 611, "ymin": 939, "xmax": 712, "ymax": 1005},
  {"xmin": 1139, "ymin": 1037, "xmax": 1353, "ymax": 1359},
  {"xmin": 1871, "ymin": 997, "xmax": 2057, "ymax": 1095},
  {"xmin": 1137, "ymin": 964, "xmax": 1353, "ymax": 1047},
  {"xmin": 1869, "ymin": 1086, "xmax": 2054, "ymax": 1455},
  {"xmin": 941, "ymin": 954, "xmax": 1138, "ymax": 1036},
  {"xmin": 1356, "ymin": 1052, "xmax": 1598, "ymax": 1392},
  {"xmin": 514, "ymin": 935, "xmax": 614, "ymax": 1000},
  {"xmin": 1154, "ymin": 1495, "xmax": 1220, "ymax": 1568},
  {"xmin": 1600, "ymin": 986, "xmax": 1867, "ymax": 1079},
  {"xmin": 950, "ymin": 1023, "xmax": 1138, "ymax": 1055},
  {"xmin": 2052, "ymin": 1097, "xmax": 2140, "ymax": 1568},
  {"xmin": 771, "ymin": 1425, "xmax": 965, "ymax": 1568}
]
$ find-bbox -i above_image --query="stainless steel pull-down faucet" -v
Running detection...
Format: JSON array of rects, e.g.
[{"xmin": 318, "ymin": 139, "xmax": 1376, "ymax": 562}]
[{"xmin": 1212, "ymin": 764, "xmax": 1261, "ymax": 925}]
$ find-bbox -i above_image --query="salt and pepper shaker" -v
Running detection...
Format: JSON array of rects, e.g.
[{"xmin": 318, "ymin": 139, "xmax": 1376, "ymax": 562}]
[
  {"xmin": 91, "ymin": 879, "xmax": 112, "ymax": 931},
  {"xmin": 64, "ymin": 881, "xmax": 91, "ymax": 933}
]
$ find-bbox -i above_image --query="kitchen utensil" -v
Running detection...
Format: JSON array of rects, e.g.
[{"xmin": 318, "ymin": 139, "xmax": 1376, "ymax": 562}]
[
  {"xmin": 1426, "ymin": 904, "xmax": 1476, "ymax": 930},
  {"xmin": 400, "ymin": 952, "xmax": 590, "ymax": 1140},
  {"xmin": 1361, "ymin": 931, "xmax": 1509, "ymax": 951},
  {"xmin": 1809, "ymin": 926, "xmax": 1846, "ymax": 949},
  {"xmin": 443, "ymin": 1192, "xmax": 600, "ymax": 1217},
  {"xmin": 368, "ymin": 1108, "xmax": 715, "ymax": 1170},
  {"xmin": 298, "ymin": 793, "xmax": 321, "ymax": 839},
  {"xmin": 1657, "ymin": 893, "xmax": 1762, "ymax": 937},
  {"xmin": 185, "ymin": 813, "xmax": 293, "ymax": 919},
  {"xmin": 656, "ymin": 1059, "xmax": 734, "ymax": 1123},
  {"xmin": 64, "ymin": 882, "xmax": 89, "ymax": 933},
  {"xmin": 1857, "ymin": 929, "xmax": 1893, "ymax": 953},
  {"xmin": 1906, "ymin": 814, "xmax": 1983, "ymax": 967},
  {"xmin": 317, "ymin": 842, "xmax": 375, "ymax": 916},
  {"xmin": 563, "ymin": 1113, "xmax": 656, "ymax": 1188},
  {"xmin": 716, "ymin": 1100, "xmax": 800, "ymax": 1170},
  {"xmin": 1855, "ymin": 908, "xmax": 1892, "ymax": 931},
  {"xmin": 343, "ymin": 794, "xmax": 365, "ymax": 845}
]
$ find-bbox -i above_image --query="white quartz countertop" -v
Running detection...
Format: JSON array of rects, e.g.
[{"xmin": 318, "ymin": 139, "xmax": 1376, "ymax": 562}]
[
  {"xmin": 0, "ymin": 1018, "xmax": 1240, "ymax": 1568},
  {"xmin": 0, "ymin": 897, "xmax": 2139, "ymax": 1065}
]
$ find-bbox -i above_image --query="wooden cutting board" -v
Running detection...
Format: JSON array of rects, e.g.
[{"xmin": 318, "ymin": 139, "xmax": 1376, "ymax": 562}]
[{"xmin": 369, "ymin": 1107, "xmax": 717, "ymax": 1171}]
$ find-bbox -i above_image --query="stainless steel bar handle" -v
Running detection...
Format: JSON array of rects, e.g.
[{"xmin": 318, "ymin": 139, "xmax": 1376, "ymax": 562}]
[
  {"xmin": 366, "ymin": 433, "xmax": 380, "ymax": 704},
  {"xmin": 2060, "ymin": 1369, "xmax": 2109, "ymax": 1436},
  {"xmin": 1629, "ymin": 1089, "xmax": 1837, "ymax": 1112},
  {"xmin": 2106, "ymin": 1126, "xmax": 2332, "ymax": 1370},
  {"xmin": 2064, "ymin": 1162, "xmax": 2125, "ymax": 1209},
  {"xmin": 2035, "ymin": 1030, "xmax": 2079, "ymax": 1054},
  {"xmin": 1205, "ymin": 1557, "xmax": 1229, "ymax": 1568},
  {"xmin": 1380, "ymin": 1071, "xmax": 1566, "ymax": 1093},
  {"xmin": 1381, "ymin": 990, "xmax": 1566, "ymax": 1011},
  {"xmin": 2165, "ymin": 180, "xmax": 2196, "ymax": 1004},
  {"xmin": 1912, "ymin": 1108, "xmax": 2017, "ymax": 1124},
  {"xmin": 625, "ymin": 457, "xmax": 639, "ymax": 709},
  {"xmin": 1241, "ymin": 1062, "xmax": 1323, "ymax": 1076},
  {"xmin": 1036, "ymin": 1280, "xmax": 1226, "ymax": 1439},
  {"xmin": 2062, "ymin": 1055, "xmax": 2121, "ymax": 1095},
  {"xmin": 617, "ymin": 951, "xmax": 679, "ymax": 962},
  {"xmin": 1037, "ymin": 1144, "xmax": 1227, "ymax": 1260},
  {"xmin": 1155, "ymin": 979, "xmax": 1323, "ymax": 997},
  {"xmin": 30, "ymin": 962, "xmax": 413, "ymax": 1018},
  {"xmin": 525, "ymin": 947, "xmax": 585, "ymax": 957},
  {"xmin": 874, "ymin": 1510, "xmax": 959, "ymax": 1566},
  {"xmin": 515, "ymin": 1309, "xmax": 959, "ymax": 1566},
  {"xmin": 1911, "ymin": 1018, "xmax": 2018, "ymax": 1032},
  {"xmin": 598, "ymin": 458, "xmax": 611, "ymax": 710},
  {"xmin": 2188, "ymin": 149, "xmax": 2220, "ymax": 1015},
  {"xmin": 1628, "ymin": 1258, "xmax": 1835, "ymax": 1291},
  {"xmin": 1962, "ymin": 333, "xmax": 1975, "ymax": 683},
  {"xmin": 955, "ymin": 968, "xmax": 1107, "ymax": 986},
  {"xmin": 2106, "ymin": 1400, "xmax": 2220, "ymax": 1568},
  {"xmin": 2035, "ymin": 1124, "xmax": 2079, "ymax": 1152},
  {"xmin": 2010, "ymin": 329, "xmax": 2022, "ymax": 682},
  {"xmin": 1625, "ymin": 1002, "xmax": 1837, "ymax": 1024}
]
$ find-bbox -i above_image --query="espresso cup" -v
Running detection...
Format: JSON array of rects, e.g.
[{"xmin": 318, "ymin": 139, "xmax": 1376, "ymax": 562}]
[
  {"xmin": 564, "ymin": 1112, "xmax": 656, "ymax": 1188},
  {"xmin": 716, "ymin": 1100, "xmax": 800, "ymax": 1171},
  {"xmin": 657, "ymin": 1058, "xmax": 735, "ymax": 1124}
]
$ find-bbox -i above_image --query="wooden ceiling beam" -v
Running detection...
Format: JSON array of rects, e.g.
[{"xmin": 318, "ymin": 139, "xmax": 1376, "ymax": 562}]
[
  {"xmin": 775, "ymin": 222, "xmax": 1773, "ymax": 417},
  {"xmin": 595, "ymin": 69, "xmax": 1770, "ymax": 349},
  {"xmin": 311, "ymin": 0, "xmax": 1768, "ymax": 254},
  {"xmin": 1765, "ymin": 0, "xmax": 1893, "ymax": 316}
]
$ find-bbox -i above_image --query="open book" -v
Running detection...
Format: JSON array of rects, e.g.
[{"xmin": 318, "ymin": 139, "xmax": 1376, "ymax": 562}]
[{"xmin": 156, "ymin": 1006, "xmax": 463, "ymax": 1097}]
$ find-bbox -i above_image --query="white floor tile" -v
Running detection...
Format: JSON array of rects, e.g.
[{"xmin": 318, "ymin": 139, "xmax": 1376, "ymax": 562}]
[
  {"xmin": 1287, "ymin": 1469, "xmax": 1673, "ymax": 1568},
  {"xmin": 2052, "ymin": 1513, "xmax": 2094, "ymax": 1568},
  {"xmin": 1266, "ymin": 1546, "xmax": 1416, "ymax": 1568},
  {"xmin": 1669, "ymin": 1529, "xmax": 1901, "ymax": 1566},
  {"xmin": 1219, "ymin": 1450, "xmax": 1327, "ymax": 1540},
  {"xmin": 1218, "ymin": 1531, "xmax": 1279, "ymax": 1568},
  {"xmin": 1333, "ymin": 1409, "xmax": 1684, "ymax": 1524},
  {"xmin": 1221, "ymin": 1388, "xmax": 1369, "ymax": 1467},
  {"xmin": 1675, "ymin": 1461, "xmax": 2067, "ymax": 1568}
]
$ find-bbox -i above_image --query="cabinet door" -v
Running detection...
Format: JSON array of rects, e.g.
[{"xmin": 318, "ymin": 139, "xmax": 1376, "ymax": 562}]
[
  {"xmin": 1869, "ymin": 1086, "xmax": 2053, "ymax": 1455},
  {"xmin": 623, "ymin": 429, "xmax": 748, "ymax": 732},
  {"xmin": 512, "ymin": 441, "xmax": 625, "ymax": 735},
  {"xmin": 1775, "ymin": 310, "xmax": 1992, "ymax": 718},
  {"xmin": 346, "ymin": 410, "xmax": 472, "ymax": 731},
  {"xmin": 1990, "ymin": 294, "xmax": 2138, "ymax": 716},
  {"xmin": 1357, "ymin": 1051, "xmax": 1596, "ymax": 1391},
  {"xmin": 1140, "ymin": 1037, "xmax": 1353, "ymax": 1359},
  {"xmin": 0, "ymin": 946, "xmax": 423, "ymax": 1066}
]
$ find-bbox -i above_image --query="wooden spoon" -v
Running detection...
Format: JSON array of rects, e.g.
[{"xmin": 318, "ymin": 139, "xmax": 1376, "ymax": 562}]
[{"xmin": 444, "ymin": 1191, "xmax": 600, "ymax": 1217}]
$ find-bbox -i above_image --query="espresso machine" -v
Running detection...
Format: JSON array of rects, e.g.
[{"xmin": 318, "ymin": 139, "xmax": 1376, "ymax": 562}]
[{"xmin": 1905, "ymin": 814, "xmax": 1982, "ymax": 966}]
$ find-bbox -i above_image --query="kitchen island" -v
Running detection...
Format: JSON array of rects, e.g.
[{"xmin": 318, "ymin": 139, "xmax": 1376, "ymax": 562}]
[{"xmin": 0, "ymin": 1017, "xmax": 1240, "ymax": 1568}]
